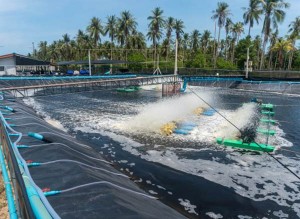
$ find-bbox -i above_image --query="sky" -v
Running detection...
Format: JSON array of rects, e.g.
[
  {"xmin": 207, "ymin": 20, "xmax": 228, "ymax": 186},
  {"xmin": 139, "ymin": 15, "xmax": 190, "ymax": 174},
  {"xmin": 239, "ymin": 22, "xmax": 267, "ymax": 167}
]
[{"xmin": 0, "ymin": 0, "xmax": 299, "ymax": 55}]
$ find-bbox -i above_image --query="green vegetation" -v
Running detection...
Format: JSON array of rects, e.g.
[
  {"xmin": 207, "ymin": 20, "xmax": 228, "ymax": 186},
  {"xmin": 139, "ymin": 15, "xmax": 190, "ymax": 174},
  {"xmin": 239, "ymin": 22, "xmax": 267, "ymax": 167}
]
[{"xmin": 32, "ymin": 0, "xmax": 300, "ymax": 71}]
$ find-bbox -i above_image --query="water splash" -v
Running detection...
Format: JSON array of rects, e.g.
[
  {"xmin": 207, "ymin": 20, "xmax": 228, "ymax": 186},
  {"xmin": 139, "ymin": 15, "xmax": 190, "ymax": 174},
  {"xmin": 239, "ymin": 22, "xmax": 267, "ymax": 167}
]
[{"xmin": 125, "ymin": 92, "xmax": 215, "ymax": 133}]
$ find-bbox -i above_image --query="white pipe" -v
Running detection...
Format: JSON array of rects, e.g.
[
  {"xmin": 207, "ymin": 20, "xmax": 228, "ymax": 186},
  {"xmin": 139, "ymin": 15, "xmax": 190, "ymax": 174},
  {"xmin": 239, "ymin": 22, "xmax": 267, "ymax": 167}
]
[
  {"xmin": 246, "ymin": 47, "xmax": 249, "ymax": 79},
  {"xmin": 88, "ymin": 49, "xmax": 91, "ymax": 76},
  {"xmin": 174, "ymin": 39, "xmax": 178, "ymax": 75}
]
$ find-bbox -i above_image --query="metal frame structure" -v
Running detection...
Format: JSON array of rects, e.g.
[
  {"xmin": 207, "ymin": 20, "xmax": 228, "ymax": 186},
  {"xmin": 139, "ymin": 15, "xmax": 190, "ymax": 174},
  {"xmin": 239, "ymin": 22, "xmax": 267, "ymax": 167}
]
[{"xmin": 0, "ymin": 75, "xmax": 182, "ymax": 98}]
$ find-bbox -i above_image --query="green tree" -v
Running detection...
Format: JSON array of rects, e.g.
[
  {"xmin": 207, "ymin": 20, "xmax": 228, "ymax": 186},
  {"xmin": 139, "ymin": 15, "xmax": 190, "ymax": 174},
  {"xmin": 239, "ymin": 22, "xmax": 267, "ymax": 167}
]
[
  {"xmin": 225, "ymin": 18, "xmax": 233, "ymax": 60},
  {"xmin": 174, "ymin": 19, "xmax": 185, "ymax": 45},
  {"xmin": 272, "ymin": 37, "xmax": 294, "ymax": 69},
  {"xmin": 165, "ymin": 17, "xmax": 175, "ymax": 61},
  {"xmin": 243, "ymin": 0, "xmax": 263, "ymax": 37},
  {"xmin": 191, "ymin": 29, "xmax": 201, "ymax": 52},
  {"xmin": 147, "ymin": 7, "xmax": 165, "ymax": 64},
  {"xmin": 37, "ymin": 41, "xmax": 48, "ymax": 61},
  {"xmin": 61, "ymin": 34, "xmax": 72, "ymax": 60},
  {"xmin": 212, "ymin": 2, "xmax": 231, "ymax": 68},
  {"xmin": 104, "ymin": 15, "xmax": 117, "ymax": 60},
  {"xmin": 260, "ymin": 0, "xmax": 290, "ymax": 69},
  {"xmin": 118, "ymin": 11, "xmax": 137, "ymax": 60},
  {"xmin": 201, "ymin": 30, "xmax": 211, "ymax": 55},
  {"xmin": 231, "ymin": 22, "xmax": 244, "ymax": 63},
  {"xmin": 267, "ymin": 30, "xmax": 278, "ymax": 69},
  {"xmin": 87, "ymin": 17, "xmax": 103, "ymax": 48},
  {"xmin": 288, "ymin": 17, "xmax": 300, "ymax": 69}
]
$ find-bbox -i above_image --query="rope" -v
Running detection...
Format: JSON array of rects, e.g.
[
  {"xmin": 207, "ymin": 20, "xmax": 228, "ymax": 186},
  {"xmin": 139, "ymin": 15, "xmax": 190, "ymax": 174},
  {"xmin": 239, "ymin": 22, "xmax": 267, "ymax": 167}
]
[
  {"xmin": 59, "ymin": 181, "xmax": 157, "ymax": 199},
  {"xmin": 28, "ymin": 142, "xmax": 111, "ymax": 164},
  {"xmin": 38, "ymin": 159, "xmax": 128, "ymax": 178},
  {"xmin": 188, "ymin": 87, "xmax": 300, "ymax": 181}
]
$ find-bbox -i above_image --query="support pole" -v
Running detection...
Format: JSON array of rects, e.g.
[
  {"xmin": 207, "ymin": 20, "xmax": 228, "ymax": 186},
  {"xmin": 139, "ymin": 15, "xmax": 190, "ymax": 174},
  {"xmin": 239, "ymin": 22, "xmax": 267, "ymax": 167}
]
[
  {"xmin": 88, "ymin": 49, "xmax": 92, "ymax": 76},
  {"xmin": 246, "ymin": 47, "xmax": 249, "ymax": 79},
  {"xmin": 174, "ymin": 39, "xmax": 178, "ymax": 75}
]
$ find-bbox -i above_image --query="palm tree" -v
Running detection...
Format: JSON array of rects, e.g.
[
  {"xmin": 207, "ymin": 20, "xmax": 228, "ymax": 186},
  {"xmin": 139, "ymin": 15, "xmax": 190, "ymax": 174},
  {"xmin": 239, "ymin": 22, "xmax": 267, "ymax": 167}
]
[
  {"xmin": 212, "ymin": 2, "xmax": 231, "ymax": 68},
  {"xmin": 231, "ymin": 22, "xmax": 244, "ymax": 63},
  {"xmin": 104, "ymin": 15, "xmax": 117, "ymax": 60},
  {"xmin": 233, "ymin": 22, "xmax": 244, "ymax": 43},
  {"xmin": 201, "ymin": 30, "xmax": 211, "ymax": 54},
  {"xmin": 75, "ymin": 29, "xmax": 92, "ymax": 60},
  {"xmin": 165, "ymin": 17, "xmax": 175, "ymax": 61},
  {"xmin": 174, "ymin": 19, "xmax": 185, "ymax": 64},
  {"xmin": 61, "ymin": 33, "xmax": 72, "ymax": 60},
  {"xmin": 118, "ymin": 11, "xmax": 137, "ymax": 60},
  {"xmin": 243, "ymin": 0, "xmax": 263, "ymax": 37},
  {"xmin": 129, "ymin": 31, "xmax": 146, "ymax": 49},
  {"xmin": 37, "ymin": 41, "xmax": 48, "ymax": 61},
  {"xmin": 87, "ymin": 17, "xmax": 103, "ymax": 48},
  {"xmin": 260, "ymin": 0, "xmax": 290, "ymax": 69},
  {"xmin": 253, "ymin": 35, "xmax": 262, "ymax": 69},
  {"xmin": 272, "ymin": 37, "xmax": 294, "ymax": 69},
  {"xmin": 174, "ymin": 19, "xmax": 185, "ymax": 44},
  {"xmin": 225, "ymin": 18, "xmax": 233, "ymax": 60},
  {"xmin": 267, "ymin": 30, "xmax": 278, "ymax": 69},
  {"xmin": 288, "ymin": 17, "xmax": 300, "ymax": 69},
  {"xmin": 191, "ymin": 29, "xmax": 201, "ymax": 52},
  {"xmin": 48, "ymin": 41, "xmax": 61, "ymax": 62},
  {"xmin": 147, "ymin": 7, "xmax": 165, "ymax": 64},
  {"xmin": 182, "ymin": 33, "xmax": 190, "ymax": 64}
]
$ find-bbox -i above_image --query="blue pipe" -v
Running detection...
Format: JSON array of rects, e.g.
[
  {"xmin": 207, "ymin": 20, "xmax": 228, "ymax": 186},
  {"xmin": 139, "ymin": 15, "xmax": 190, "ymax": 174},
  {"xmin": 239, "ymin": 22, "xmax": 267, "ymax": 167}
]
[
  {"xmin": 17, "ymin": 145, "xmax": 29, "ymax": 149},
  {"xmin": 22, "ymin": 176, "xmax": 52, "ymax": 219},
  {"xmin": 27, "ymin": 162, "xmax": 41, "ymax": 167},
  {"xmin": 28, "ymin": 132, "xmax": 44, "ymax": 141},
  {"xmin": 0, "ymin": 146, "xmax": 18, "ymax": 219},
  {"xmin": 173, "ymin": 129, "xmax": 190, "ymax": 135},
  {"xmin": 9, "ymin": 133, "xmax": 21, "ymax": 137},
  {"xmin": 180, "ymin": 79, "xmax": 188, "ymax": 92},
  {"xmin": 5, "ymin": 106, "xmax": 15, "ymax": 112},
  {"xmin": 43, "ymin": 191, "xmax": 61, "ymax": 197}
]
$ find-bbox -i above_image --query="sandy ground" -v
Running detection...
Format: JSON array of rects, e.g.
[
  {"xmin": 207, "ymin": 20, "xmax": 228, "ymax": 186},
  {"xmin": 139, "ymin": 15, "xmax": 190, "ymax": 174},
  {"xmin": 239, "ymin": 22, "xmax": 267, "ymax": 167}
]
[{"xmin": 0, "ymin": 174, "xmax": 9, "ymax": 219}]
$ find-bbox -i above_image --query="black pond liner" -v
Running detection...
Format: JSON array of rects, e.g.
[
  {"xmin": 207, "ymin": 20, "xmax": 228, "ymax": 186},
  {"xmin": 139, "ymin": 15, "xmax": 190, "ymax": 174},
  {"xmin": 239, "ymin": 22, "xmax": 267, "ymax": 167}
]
[{"xmin": 3, "ymin": 97, "xmax": 186, "ymax": 219}]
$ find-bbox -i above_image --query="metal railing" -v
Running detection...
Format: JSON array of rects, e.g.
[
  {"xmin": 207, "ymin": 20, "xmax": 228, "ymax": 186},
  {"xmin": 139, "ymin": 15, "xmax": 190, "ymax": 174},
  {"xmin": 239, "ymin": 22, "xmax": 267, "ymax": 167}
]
[{"xmin": 0, "ymin": 75, "xmax": 182, "ymax": 98}]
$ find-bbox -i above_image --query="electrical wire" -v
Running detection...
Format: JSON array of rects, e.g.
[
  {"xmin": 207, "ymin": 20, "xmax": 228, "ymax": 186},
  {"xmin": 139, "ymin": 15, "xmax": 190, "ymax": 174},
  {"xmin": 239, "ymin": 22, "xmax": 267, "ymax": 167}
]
[{"xmin": 188, "ymin": 87, "xmax": 300, "ymax": 181}]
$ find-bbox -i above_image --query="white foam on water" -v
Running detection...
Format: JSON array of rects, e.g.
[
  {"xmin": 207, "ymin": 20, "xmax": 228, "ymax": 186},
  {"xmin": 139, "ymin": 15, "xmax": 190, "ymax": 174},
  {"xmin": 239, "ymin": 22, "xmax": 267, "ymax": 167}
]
[
  {"xmin": 28, "ymin": 89, "xmax": 299, "ymax": 217},
  {"xmin": 237, "ymin": 215, "xmax": 253, "ymax": 219},
  {"xmin": 206, "ymin": 212, "xmax": 223, "ymax": 219},
  {"xmin": 44, "ymin": 118, "xmax": 68, "ymax": 132},
  {"xmin": 178, "ymin": 198, "xmax": 198, "ymax": 215},
  {"xmin": 273, "ymin": 210, "xmax": 289, "ymax": 218},
  {"xmin": 76, "ymin": 127, "xmax": 299, "ymax": 216},
  {"xmin": 148, "ymin": 190, "xmax": 158, "ymax": 195},
  {"xmin": 23, "ymin": 97, "xmax": 68, "ymax": 132},
  {"xmin": 140, "ymin": 85, "xmax": 162, "ymax": 91}
]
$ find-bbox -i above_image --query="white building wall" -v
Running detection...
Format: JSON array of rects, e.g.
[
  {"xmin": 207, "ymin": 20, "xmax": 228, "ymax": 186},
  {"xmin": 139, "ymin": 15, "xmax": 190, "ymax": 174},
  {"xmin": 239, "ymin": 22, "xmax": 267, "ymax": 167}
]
[{"xmin": 0, "ymin": 57, "xmax": 16, "ymax": 76}]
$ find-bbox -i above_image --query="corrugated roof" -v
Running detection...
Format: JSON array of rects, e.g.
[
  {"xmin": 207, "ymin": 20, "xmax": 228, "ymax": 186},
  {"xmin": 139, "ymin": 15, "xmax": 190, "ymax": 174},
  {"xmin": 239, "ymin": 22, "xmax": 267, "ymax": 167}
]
[{"xmin": 0, "ymin": 53, "xmax": 50, "ymax": 65}]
